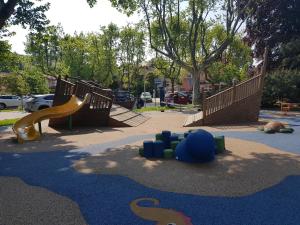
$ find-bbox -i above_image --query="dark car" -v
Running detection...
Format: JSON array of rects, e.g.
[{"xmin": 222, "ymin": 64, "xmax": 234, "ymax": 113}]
[
  {"xmin": 113, "ymin": 90, "xmax": 134, "ymax": 102},
  {"xmin": 165, "ymin": 91, "xmax": 190, "ymax": 105}
]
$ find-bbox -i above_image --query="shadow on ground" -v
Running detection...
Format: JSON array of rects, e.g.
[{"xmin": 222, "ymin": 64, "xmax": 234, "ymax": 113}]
[
  {"xmin": 74, "ymin": 144, "xmax": 300, "ymax": 196},
  {"xmin": 0, "ymin": 147, "xmax": 300, "ymax": 225}
]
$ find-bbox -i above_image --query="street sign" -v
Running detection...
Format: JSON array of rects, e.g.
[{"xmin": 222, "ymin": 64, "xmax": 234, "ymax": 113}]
[{"xmin": 154, "ymin": 78, "xmax": 163, "ymax": 85}]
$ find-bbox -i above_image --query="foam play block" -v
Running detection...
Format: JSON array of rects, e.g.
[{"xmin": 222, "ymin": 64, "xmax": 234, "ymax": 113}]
[
  {"xmin": 164, "ymin": 149, "xmax": 174, "ymax": 159},
  {"xmin": 214, "ymin": 136, "xmax": 225, "ymax": 154},
  {"xmin": 139, "ymin": 148, "xmax": 144, "ymax": 157},
  {"xmin": 155, "ymin": 133, "xmax": 163, "ymax": 141},
  {"xmin": 162, "ymin": 130, "xmax": 171, "ymax": 148},
  {"xmin": 279, "ymin": 128, "xmax": 294, "ymax": 133},
  {"xmin": 153, "ymin": 141, "xmax": 164, "ymax": 158},
  {"xmin": 143, "ymin": 141, "xmax": 153, "ymax": 158},
  {"xmin": 170, "ymin": 134, "xmax": 179, "ymax": 142},
  {"xmin": 171, "ymin": 141, "xmax": 180, "ymax": 150},
  {"xmin": 178, "ymin": 135, "xmax": 185, "ymax": 141}
]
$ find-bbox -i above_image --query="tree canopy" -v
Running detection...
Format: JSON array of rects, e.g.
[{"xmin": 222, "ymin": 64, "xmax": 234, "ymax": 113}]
[{"xmin": 243, "ymin": 0, "xmax": 300, "ymax": 69}]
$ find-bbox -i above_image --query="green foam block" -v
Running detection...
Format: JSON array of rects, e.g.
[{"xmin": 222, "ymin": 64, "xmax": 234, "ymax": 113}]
[
  {"xmin": 279, "ymin": 128, "xmax": 294, "ymax": 133},
  {"xmin": 214, "ymin": 136, "xmax": 225, "ymax": 154},
  {"xmin": 171, "ymin": 141, "xmax": 180, "ymax": 150},
  {"xmin": 155, "ymin": 133, "xmax": 163, "ymax": 141},
  {"xmin": 164, "ymin": 149, "xmax": 174, "ymax": 159},
  {"xmin": 139, "ymin": 148, "xmax": 144, "ymax": 157}
]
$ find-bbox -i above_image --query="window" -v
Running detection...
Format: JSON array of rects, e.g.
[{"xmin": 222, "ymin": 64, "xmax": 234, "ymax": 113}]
[
  {"xmin": 44, "ymin": 95, "xmax": 54, "ymax": 100},
  {"xmin": 0, "ymin": 96, "xmax": 12, "ymax": 99}
]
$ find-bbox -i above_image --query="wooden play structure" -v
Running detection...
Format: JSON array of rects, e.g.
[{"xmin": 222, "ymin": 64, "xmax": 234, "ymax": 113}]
[
  {"xmin": 184, "ymin": 49, "xmax": 269, "ymax": 126},
  {"xmin": 280, "ymin": 102, "xmax": 300, "ymax": 114},
  {"xmin": 49, "ymin": 76, "xmax": 148, "ymax": 128}
]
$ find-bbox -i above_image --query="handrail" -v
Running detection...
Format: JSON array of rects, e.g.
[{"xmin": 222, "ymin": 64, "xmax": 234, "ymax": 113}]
[
  {"xmin": 90, "ymin": 92, "xmax": 113, "ymax": 110},
  {"xmin": 206, "ymin": 86, "xmax": 233, "ymax": 100},
  {"xmin": 203, "ymin": 74, "xmax": 263, "ymax": 117},
  {"xmin": 235, "ymin": 74, "xmax": 261, "ymax": 87}
]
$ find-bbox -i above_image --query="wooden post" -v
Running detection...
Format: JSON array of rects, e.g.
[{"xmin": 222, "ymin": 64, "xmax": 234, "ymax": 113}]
[
  {"xmin": 232, "ymin": 82, "xmax": 236, "ymax": 104},
  {"xmin": 202, "ymin": 90, "xmax": 206, "ymax": 119}
]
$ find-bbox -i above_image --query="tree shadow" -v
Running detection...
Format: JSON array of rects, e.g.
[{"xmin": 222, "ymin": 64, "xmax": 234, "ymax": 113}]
[{"xmin": 73, "ymin": 144, "xmax": 300, "ymax": 197}]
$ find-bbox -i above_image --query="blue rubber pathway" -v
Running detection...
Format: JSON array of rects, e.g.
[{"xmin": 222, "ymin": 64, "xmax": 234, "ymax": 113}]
[
  {"xmin": 1, "ymin": 151, "xmax": 300, "ymax": 225},
  {"xmin": 1, "ymin": 111, "xmax": 300, "ymax": 224}
]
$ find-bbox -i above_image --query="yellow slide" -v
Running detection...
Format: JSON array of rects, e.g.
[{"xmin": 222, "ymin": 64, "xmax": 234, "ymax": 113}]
[{"xmin": 13, "ymin": 94, "xmax": 91, "ymax": 143}]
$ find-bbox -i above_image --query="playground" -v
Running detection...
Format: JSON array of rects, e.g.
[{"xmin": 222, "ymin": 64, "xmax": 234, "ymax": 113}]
[
  {"xmin": 1, "ymin": 107, "xmax": 300, "ymax": 224},
  {"xmin": 1, "ymin": 56, "xmax": 300, "ymax": 224}
]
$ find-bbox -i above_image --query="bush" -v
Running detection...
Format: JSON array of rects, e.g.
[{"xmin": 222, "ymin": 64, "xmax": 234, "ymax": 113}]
[
  {"xmin": 22, "ymin": 68, "xmax": 49, "ymax": 94},
  {"xmin": 262, "ymin": 70, "xmax": 300, "ymax": 107}
]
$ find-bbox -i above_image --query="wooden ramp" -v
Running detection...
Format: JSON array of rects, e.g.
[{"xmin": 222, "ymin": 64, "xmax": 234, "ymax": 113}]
[
  {"xmin": 183, "ymin": 111, "xmax": 203, "ymax": 127},
  {"xmin": 184, "ymin": 48, "xmax": 268, "ymax": 127},
  {"xmin": 109, "ymin": 104, "xmax": 149, "ymax": 127}
]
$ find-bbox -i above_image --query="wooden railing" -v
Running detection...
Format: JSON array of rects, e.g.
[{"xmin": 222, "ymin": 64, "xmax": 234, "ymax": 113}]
[
  {"xmin": 89, "ymin": 92, "xmax": 113, "ymax": 110},
  {"xmin": 203, "ymin": 74, "xmax": 262, "ymax": 118},
  {"xmin": 74, "ymin": 81, "xmax": 95, "ymax": 99},
  {"xmin": 75, "ymin": 81, "xmax": 114, "ymax": 100},
  {"xmin": 57, "ymin": 79, "xmax": 75, "ymax": 96}
]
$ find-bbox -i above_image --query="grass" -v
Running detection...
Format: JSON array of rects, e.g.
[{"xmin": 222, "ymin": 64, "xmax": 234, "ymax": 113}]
[
  {"xmin": 0, "ymin": 118, "xmax": 19, "ymax": 127},
  {"xmin": 134, "ymin": 106, "xmax": 174, "ymax": 113},
  {"xmin": 134, "ymin": 104, "xmax": 202, "ymax": 113}
]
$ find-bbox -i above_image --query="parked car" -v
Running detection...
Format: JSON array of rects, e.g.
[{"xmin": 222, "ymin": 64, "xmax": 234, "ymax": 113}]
[
  {"xmin": 25, "ymin": 94, "xmax": 54, "ymax": 112},
  {"xmin": 113, "ymin": 90, "xmax": 135, "ymax": 102},
  {"xmin": 0, "ymin": 95, "xmax": 22, "ymax": 110},
  {"xmin": 140, "ymin": 92, "xmax": 152, "ymax": 102},
  {"xmin": 165, "ymin": 91, "xmax": 190, "ymax": 105}
]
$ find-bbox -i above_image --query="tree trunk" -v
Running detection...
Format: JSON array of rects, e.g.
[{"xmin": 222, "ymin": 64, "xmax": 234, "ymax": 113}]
[
  {"xmin": 192, "ymin": 71, "xmax": 205, "ymax": 105},
  {"xmin": 171, "ymin": 78, "xmax": 175, "ymax": 93},
  {"xmin": 0, "ymin": 0, "xmax": 18, "ymax": 30}
]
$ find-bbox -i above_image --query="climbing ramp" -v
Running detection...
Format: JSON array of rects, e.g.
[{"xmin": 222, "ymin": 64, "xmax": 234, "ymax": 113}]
[
  {"xmin": 109, "ymin": 104, "xmax": 149, "ymax": 127},
  {"xmin": 184, "ymin": 48, "xmax": 268, "ymax": 127}
]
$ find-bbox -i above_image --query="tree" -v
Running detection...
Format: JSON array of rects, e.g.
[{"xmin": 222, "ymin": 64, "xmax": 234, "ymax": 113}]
[
  {"xmin": 118, "ymin": 25, "xmax": 145, "ymax": 91},
  {"xmin": 21, "ymin": 67, "xmax": 49, "ymax": 94},
  {"xmin": 25, "ymin": 24, "xmax": 65, "ymax": 74},
  {"xmin": 0, "ymin": 40, "xmax": 20, "ymax": 72},
  {"xmin": 152, "ymin": 56, "xmax": 182, "ymax": 93},
  {"xmin": 140, "ymin": 0, "xmax": 255, "ymax": 104},
  {"xmin": 262, "ymin": 70, "xmax": 300, "ymax": 107},
  {"xmin": 98, "ymin": 23, "xmax": 119, "ymax": 86},
  {"xmin": 0, "ymin": 0, "xmax": 50, "ymax": 31},
  {"xmin": 0, "ymin": 73, "xmax": 29, "ymax": 95},
  {"xmin": 243, "ymin": 0, "xmax": 300, "ymax": 69},
  {"xmin": 207, "ymin": 24, "xmax": 252, "ymax": 85}
]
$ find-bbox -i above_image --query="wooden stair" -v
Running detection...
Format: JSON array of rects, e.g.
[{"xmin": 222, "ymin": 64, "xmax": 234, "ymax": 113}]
[
  {"xmin": 109, "ymin": 104, "xmax": 149, "ymax": 127},
  {"xmin": 184, "ymin": 48, "xmax": 268, "ymax": 127}
]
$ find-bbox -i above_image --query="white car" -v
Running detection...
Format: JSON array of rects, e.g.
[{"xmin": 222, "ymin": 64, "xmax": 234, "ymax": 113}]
[
  {"xmin": 140, "ymin": 92, "xmax": 152, "ymax": 102},
  {"xmin": 25, "ymin": 94, "xmax": 54, "ymax": 112},
  {"xmin": 0, "ymin": 95, "xmax": 22, "ymax": 110}
]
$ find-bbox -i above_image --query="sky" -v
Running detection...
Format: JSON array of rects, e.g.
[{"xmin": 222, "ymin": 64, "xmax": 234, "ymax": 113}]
[{"xmin": 5, "ymin": 0, "xmax": 140, "ymax": 54}]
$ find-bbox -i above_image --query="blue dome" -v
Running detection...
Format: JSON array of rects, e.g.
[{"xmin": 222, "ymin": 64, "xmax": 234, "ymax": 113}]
[{"xmin": 175, "ymin": 129, "xmax": 215, "ymax": 163}]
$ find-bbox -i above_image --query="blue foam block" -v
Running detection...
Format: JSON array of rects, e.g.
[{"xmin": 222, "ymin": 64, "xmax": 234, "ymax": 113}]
[
  {"xmin": 162, "ymin": 130, "xmax": 171, "ymax": 148},
  {"xmin": 170, "ymin": 134, "xmax": 179, "ymax": 142},
  {"xmin": 143, "ymin": 141, "xmax": 153, "ymax": 158},
  {"xmin": 184, "ymin": 132, "xmax": 190, "ymax": 138},
  {"xmin": 153, "ymin": 141, "xmax": 164, "ymax": 158}
]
